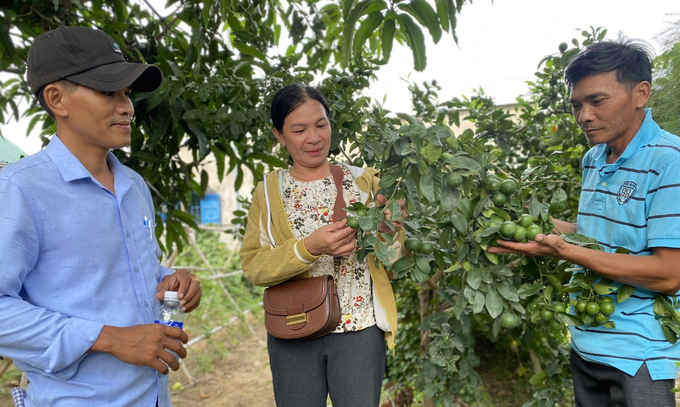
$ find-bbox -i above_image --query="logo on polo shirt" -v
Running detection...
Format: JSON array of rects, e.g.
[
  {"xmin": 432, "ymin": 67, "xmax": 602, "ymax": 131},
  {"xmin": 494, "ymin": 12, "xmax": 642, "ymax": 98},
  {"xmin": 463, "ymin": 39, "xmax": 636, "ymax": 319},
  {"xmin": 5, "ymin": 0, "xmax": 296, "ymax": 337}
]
[{"xmin": 617, "ymin": 181, "xmax": 637, "ymax": 205}]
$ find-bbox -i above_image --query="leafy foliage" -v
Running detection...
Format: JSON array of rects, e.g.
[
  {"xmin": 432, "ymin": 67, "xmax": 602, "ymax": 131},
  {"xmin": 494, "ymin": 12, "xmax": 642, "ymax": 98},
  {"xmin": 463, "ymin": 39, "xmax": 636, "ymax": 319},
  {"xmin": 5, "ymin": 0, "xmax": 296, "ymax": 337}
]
[
  {"xmin": 649, "ymin": 14, "xmax": 680, "ymax": 136},
  {"xmin": 0, "ymin": 0, "xmax": 464, "ymax": 253}
]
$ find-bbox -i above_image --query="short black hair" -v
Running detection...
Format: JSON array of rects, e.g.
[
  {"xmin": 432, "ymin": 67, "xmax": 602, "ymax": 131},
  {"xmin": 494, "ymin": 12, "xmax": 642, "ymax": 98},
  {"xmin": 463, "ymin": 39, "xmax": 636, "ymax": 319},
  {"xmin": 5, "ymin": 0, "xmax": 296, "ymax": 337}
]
[
  {"xmin": 564, "ymin": 38, "xmax": 654, "ymax": 88},
  {"xmin": 270, "ymin": 84, "xmax": 331, "ymax": 133}
]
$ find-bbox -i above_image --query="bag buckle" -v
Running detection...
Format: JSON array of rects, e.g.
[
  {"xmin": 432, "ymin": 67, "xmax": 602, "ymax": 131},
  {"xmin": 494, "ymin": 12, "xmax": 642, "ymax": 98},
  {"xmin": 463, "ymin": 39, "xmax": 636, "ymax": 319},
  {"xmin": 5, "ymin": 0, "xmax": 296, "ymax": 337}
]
[{"xmin": 287, "ymin": 312, "xmax": 307, "ymax": 326}]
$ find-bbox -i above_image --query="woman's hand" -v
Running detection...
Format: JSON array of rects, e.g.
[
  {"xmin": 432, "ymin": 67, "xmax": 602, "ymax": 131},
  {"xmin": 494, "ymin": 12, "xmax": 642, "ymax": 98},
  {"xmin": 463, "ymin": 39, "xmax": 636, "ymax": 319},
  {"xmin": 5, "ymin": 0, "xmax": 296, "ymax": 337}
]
[
  {"xmin": 304, "ymin": 219, "xmax": 357, "ymax": 257},
  {"xmin": 376, "ymin": 194, "xmax": 407, "ymax": 234}
]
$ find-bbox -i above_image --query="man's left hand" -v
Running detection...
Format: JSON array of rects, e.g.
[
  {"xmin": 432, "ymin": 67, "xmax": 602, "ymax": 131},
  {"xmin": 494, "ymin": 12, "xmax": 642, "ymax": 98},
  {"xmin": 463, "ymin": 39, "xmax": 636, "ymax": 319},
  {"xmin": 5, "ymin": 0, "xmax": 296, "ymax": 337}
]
[
  {"xmin": 487, "ymin": 233, "xmax": 569, "ymax": 259},
  {"xmin": 156, "ymin": 269, "xmax": 202, "ymax": 312}
]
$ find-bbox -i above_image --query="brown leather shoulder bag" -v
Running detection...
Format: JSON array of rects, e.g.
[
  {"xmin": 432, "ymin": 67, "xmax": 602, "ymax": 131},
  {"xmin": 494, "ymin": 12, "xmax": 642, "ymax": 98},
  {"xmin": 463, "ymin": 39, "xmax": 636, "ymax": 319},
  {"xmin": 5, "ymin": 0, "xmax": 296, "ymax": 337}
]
[{"xmin": 262, "ymin": 164, "xmax": 346, "ymax": 340}]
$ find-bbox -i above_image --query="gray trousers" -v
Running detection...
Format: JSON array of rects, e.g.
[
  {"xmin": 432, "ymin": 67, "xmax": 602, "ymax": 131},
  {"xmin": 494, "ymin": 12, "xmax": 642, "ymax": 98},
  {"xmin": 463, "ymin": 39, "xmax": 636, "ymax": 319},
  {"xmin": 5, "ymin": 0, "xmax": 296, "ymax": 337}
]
[
  {"xmin": 570, "ymin": 350, "xmax": 676, "ymax": 407},
  {"xmin": 267, "ymin": 325, "xmax": 386, "ymax": 407}
]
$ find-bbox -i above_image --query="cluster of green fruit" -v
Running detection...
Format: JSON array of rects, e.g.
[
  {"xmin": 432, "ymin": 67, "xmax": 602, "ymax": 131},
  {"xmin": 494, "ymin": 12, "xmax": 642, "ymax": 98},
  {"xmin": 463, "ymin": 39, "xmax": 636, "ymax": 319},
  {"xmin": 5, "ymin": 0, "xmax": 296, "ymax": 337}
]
[
  {"xmin": 404, "ymin": 238, "xmax": 435, "ymax": 255},
  {"xmin": 481, "ymin": 173, "xmax": 518, "ymax": 207},
  {"xmin": 571, "ymin": 295, "xmax": 616, "ymax": 327},
  {"xmin": 497, "ymin": 214, "xmax": 544, "ymax": 243}
]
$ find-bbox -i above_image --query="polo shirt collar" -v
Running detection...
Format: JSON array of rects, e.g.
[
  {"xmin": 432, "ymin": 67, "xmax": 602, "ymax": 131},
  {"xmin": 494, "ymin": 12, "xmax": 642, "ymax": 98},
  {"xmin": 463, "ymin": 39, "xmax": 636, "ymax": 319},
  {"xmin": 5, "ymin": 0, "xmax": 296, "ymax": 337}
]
[
  {"xmin": 596, "ymin": 108, "xmax": 654, "ymax": 171},
  {"xmin": 618, "ymin": 108, "xmax": 654, "ymax": 162}
]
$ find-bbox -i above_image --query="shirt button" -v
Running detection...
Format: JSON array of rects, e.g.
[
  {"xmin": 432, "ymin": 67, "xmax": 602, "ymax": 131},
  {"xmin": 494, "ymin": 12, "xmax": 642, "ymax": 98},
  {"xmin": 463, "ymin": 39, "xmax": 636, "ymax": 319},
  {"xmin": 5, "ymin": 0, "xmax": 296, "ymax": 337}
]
[
  {"xmin": 144, "ymin": 301, "xmax": 149, "ymax": 307},
  {"xmin": 126, "ymin": 231, "xmax": 131, "ymax": 237},
  {"xmin": 135, "ymin": 267, "xmax": 140, "ymax": 272},
  {"xmin": 601, "ymin": 182, "xmax": 607, "ymax": 187}
]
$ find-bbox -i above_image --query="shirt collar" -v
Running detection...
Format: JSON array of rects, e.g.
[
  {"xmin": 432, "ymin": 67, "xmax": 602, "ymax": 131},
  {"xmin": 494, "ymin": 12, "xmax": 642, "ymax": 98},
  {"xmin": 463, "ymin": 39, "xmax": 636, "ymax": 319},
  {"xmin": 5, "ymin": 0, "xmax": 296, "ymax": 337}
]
[
  {"xmin": 45, "ymin": 135, "xmax": 134, "ymax": 188},
  {"xmin": 617, "ymin": 108, "xmax": 655, "ymax": 162},
  {"xmin": 595, "ymin": 108, "xmax": 655, "ymax": 170}
]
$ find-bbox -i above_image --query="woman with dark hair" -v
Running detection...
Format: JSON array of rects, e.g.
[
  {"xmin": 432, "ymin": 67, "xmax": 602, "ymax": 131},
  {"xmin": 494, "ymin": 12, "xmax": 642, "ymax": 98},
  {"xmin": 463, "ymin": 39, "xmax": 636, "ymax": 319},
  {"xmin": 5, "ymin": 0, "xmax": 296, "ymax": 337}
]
[{"xmin": 240, "ymin": 83, "xmax": 406, "ymax": 406}]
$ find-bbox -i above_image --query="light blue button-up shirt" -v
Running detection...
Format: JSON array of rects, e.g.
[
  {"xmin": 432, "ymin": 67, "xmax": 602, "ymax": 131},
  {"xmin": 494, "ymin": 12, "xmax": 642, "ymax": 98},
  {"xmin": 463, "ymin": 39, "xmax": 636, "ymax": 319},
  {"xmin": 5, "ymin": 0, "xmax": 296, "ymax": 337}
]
[{"xmin": 0, "ymin": 136, "xmax": 175, "ymax": 406}]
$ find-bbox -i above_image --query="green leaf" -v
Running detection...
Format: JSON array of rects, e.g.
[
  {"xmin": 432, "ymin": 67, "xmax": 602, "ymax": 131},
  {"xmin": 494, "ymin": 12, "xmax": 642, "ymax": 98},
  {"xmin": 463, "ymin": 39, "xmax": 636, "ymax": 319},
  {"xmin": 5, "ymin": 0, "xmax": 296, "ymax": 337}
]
[
  {"xmin": 617, "ymin": 284, "xmax": 635, "ymax": 303},
  {"xmin": 445, "ymin": 0, "xmax": 458, "ymax": 42},
  {"xmin": 421, "ymin": 142, "xmax": 443, "ymax": 164},
  {"xmin": 341, "ymin": 0, "xmax": 373, "ymax": 67},
  {"xmin": 380, "ymin": 17, "xmax": 396, "ymax": 62},
  {"xmin": 232, "ymin": 42, "xmax": 267, "ymax": 61},
  {"xmin": 592, "ymin": 283, "xmax": 617, "ymax": 295},
  {"xmin": 390, "ymin": 256, "xmax": 412, "ymax": 275},
  {"xmin": 529, "ymin": 372, "xmax": 547, "ymax": 385},
  {"xmin": 435, "ymin": 0, "xmax": 450, "ymax": 32},
  {"xmin": 396, "ymin": 13, "xmax": 427, "ymax": 71},
  {"xmin": 518, "ymin": 282, "xmax": 542, "ymax": 297},
  {"xmin": 472, "ymin": 291, "xmax": 485, "ymax": 314},
  {"xmin": 444, "ymin": 156, "xmax": 483, "ymax": 174},
  {"xmin": 400, "ymin": 0, "xmax": 442, "ymax": 43},
  {"xmin": 420, "ymin": 167, "xmax": 435, "ymax": 201},
  {"xmin": 496, "ymin": 280, "xmax": 519, "ymax": 302},
  {"xmin": 466, "ymin": 267, "xmax": 482, "ymax": 290},
  {"xmin": 661, "ymin": 325, "xmax": 678, "ymax": 344},
  {"xmin": 485, "ymin": 287, "xmax": 504, "ymax": 319},
  {"xmin": 352, "ymin": 11, "xmax": 384, "ymax": 58},
  {"xmin": 441, "ymin": 187, "xmax": 461, "ymax": 213}
]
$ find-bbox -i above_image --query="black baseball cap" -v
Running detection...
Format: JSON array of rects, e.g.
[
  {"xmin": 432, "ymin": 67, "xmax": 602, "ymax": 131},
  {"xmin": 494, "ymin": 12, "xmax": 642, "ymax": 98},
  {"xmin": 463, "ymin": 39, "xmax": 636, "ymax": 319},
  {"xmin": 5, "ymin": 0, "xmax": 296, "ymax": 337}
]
[{"xmin": 27, "ymin": 26, "xmax": 162, "ymax": 96}]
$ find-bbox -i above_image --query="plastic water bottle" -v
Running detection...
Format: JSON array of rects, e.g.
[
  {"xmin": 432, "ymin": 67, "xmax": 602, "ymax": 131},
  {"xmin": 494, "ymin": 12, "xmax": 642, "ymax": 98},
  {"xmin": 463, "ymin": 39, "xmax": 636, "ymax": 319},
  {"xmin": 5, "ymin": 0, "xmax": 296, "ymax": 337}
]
[{"xmin": 155, "ymin": 291, "xmax": 184, "ymax": 329}]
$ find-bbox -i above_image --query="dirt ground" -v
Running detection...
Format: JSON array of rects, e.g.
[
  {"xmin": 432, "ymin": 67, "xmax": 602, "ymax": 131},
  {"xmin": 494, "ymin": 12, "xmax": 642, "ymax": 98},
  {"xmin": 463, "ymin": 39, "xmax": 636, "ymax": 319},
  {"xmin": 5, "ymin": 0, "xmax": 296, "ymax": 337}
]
[{"xmin": 170, "ymin": 315, "xmax": 276, "ymax": 406}]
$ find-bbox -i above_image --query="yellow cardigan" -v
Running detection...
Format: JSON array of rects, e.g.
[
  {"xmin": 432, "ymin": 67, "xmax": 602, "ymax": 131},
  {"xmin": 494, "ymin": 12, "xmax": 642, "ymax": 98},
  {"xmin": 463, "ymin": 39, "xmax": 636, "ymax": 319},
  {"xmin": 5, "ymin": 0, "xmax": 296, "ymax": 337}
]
[{"xmin": 239, "ymin": 164, "xmax": 402, "ymax": 349}]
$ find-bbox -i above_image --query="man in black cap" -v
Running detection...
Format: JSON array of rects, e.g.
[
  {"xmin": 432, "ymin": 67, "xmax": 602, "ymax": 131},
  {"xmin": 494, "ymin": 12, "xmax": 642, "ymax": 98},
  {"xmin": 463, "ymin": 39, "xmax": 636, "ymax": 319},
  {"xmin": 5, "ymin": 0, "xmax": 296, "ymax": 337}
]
[{"xmin": 0, "ymin": 26, "xmax": 201, "ymax": 406}]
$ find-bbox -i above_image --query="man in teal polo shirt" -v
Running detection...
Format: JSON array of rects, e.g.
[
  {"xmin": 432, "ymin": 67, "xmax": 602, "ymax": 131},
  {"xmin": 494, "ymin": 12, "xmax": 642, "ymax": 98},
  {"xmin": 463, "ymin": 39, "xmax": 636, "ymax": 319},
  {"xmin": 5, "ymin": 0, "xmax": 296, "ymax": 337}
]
[{"xmin": 489, "ymin": 39, "xmax": 680, "ymax": 406}]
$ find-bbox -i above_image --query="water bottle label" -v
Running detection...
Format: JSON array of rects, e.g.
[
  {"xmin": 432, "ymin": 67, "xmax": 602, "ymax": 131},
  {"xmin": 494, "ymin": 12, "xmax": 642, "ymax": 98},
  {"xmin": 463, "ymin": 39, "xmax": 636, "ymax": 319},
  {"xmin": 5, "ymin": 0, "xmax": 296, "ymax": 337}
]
[{"xmin": 155, "ymin": 320, "xmax": 184, "ymax": 329}]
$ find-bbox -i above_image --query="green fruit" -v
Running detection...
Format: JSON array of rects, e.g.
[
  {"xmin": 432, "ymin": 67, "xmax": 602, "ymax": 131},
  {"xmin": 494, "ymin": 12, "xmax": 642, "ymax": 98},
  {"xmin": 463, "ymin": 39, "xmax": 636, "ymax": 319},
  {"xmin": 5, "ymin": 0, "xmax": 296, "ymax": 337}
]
[
  {"xmin": 540, "ymin": 309, "xmax": 554, "ymax": 322},
  {"xmin": 518, "ymin": 214, "xmax": 534, "ymax": 228},
  {"xmin": 553, "ymin": 303, "xmax": 567, "ymax": 314},
  {"xmin": 575, "ymin": 300, "xmax": 588, "ymax": 313},
  {"xmin": 600, "ymin": 296, "xmax": 614, "ymax": 304},
  {"xmin": 529, "ymin": 136, "xmax": 541, "ymax": 147},
  {"xmin": 356, "ymin": 209, "xmax": 368, "ymax": 217},
  {"xmin": 499, "ymin": 221, "xmax": 517, "ymax": 240},
  {"xmin": 346, "ymin": 217, "xmax": 360, "ymax": 229},
  {"xmin": 549, "ymin": 318, "xmax": 563, "ymax": 331},
  {"xmin": 526, "ymin": 224, "xmax": 543, "ymax": 241},
  {"xmin": 499, "ymin": 179, "xmax": 518, "ymax": 196},
  {"xmin": 595, "ymin": 313, "xmax": 610, "ymax": 324},
  {"xmin": 446, "ymin": 173, "xmax": 463, "ymax": 188},
  {"xmin": 501, "ymin": 312, "xmax": 522, "ymax": 329},
  {"xmin": 585, "ymin": 302, "xmax": 600, "ymax": 315},
  {"xmin": 559, "ymin": 42, "xmax": 568, "ymax": 52},
  {"xmin": 491, "ymin": 192, "xmax": 507, "ymax": 206},
  {"xmin": 484, "ymin": 179, "xmax": 501, "ymax": 193},
  {"xmin": 600, "ymin": 302, "xmax": 615, "ymax": 316},
  {"xmin": 513, "ymin": 226, "xmax": 527, "ymax": 242},
  {"xmin": 353, "ymin": 157, "xmax": 365, "ymax": 167},
  {"xmin": 404, "ymin": 238, "xmax": 422, "ymax": 252},
  {"xmin": 420, "ymin": 241, "xmax": 435, "ymax": 255}
]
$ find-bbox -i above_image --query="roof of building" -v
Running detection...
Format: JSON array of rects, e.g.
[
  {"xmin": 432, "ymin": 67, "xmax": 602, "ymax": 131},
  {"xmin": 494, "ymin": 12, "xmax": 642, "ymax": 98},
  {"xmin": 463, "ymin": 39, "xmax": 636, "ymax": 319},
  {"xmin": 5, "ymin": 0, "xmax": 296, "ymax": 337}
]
[{"xmin": 0, "ymin": 137, "xmax": 28, "ymax": 164}]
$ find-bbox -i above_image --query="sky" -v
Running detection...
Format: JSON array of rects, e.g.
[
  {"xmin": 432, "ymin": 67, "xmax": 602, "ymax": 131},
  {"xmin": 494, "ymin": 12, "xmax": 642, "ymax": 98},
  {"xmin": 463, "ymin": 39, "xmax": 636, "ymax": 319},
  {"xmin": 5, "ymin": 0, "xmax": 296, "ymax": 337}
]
[{"xmin": 2, "ymin": 0, "xmax": 679, "ymax": 155}]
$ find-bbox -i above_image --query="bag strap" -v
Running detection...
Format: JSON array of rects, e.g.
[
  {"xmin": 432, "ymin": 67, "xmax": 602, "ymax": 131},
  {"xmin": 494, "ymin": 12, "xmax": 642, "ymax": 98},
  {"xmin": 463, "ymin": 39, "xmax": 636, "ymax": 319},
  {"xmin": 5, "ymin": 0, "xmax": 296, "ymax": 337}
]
[{"xmin": 329, "ymin": 164, "xmax": 346, "ymax": 223}]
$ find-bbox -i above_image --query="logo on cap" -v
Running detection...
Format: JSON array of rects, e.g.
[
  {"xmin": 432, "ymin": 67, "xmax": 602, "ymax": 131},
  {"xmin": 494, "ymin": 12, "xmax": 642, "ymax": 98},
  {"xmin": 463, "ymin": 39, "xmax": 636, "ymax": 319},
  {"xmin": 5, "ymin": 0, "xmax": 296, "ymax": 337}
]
[{"xmin": 111, "ymin": 42, "xmax": 122, "ymax": 54}]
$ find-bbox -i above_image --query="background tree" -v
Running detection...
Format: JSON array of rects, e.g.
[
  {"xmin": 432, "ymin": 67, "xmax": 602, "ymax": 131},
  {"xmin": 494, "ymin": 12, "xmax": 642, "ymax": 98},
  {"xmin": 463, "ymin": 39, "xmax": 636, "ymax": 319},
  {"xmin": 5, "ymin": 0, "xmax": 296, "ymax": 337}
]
[
  {"xmin": 0, "ymin": 0, "xmax": 464, "ymax": 251},
  {"xmin": 649, "ymin": 14, "xmax": 680, "ymax": 135}
]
